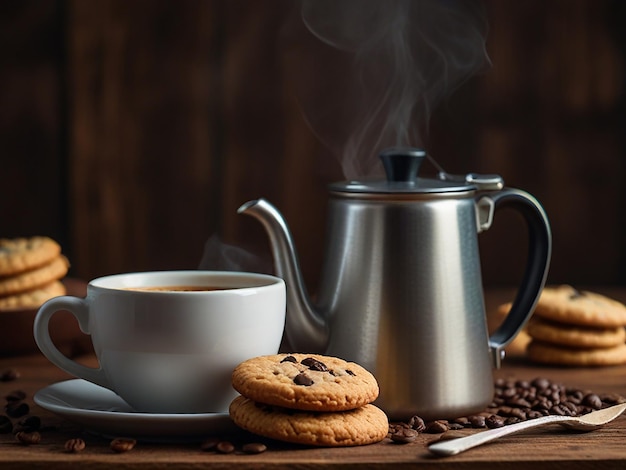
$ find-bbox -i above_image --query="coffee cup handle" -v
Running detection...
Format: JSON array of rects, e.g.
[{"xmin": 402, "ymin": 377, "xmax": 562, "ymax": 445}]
[{"xmin": 33, "ymin": 296, "xmax": 110, "ymax": 389}]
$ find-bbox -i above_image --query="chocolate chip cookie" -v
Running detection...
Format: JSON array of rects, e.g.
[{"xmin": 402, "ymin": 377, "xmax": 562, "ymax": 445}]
[
  {"xmin": 533, "ymin": 285, "xmax": 626, "ymax": 328},
  {"xmin": 229, "ymin": 395, "xmax": 388, "ymax": 447},
  {"xmin": 0, "ymin": 236, "xmax": 61, "ymax": 276},
  {"xmin": 527, "ymin": 316, "xmax": 626, "ymax": 349},
  {"xmin": 231, "ymin": 353, "xmax": 379, "ymax": 412}
]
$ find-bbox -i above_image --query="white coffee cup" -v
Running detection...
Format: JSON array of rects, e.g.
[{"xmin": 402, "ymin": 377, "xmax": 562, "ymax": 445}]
[{"xmin": 34, "ymin": 270, "xmax": 286, "ymax": 414}]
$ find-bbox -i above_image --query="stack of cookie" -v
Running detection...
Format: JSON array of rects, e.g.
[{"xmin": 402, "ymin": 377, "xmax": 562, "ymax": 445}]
[
  {"xmin": 0, "ymin": 236, "xmax": 69, "ymax": 310},
  {"xmin": 524, "ymin": 285, "xmax": 626, "ymax": 366},
  {"xmin": 229, "ymin": 353, "xmax": 389, "ymax": 447}
]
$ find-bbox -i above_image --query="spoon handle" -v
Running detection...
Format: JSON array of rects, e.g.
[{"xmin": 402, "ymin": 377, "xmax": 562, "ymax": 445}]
[{"xmin": 428, "ymin": 414, "xmax": 569, "ymax": 456}]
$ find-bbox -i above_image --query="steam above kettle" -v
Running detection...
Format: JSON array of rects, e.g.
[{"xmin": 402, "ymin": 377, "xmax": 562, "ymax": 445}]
[{"xmin": 238, "ymin": 147, "xmax": 551, "ymax": 420}]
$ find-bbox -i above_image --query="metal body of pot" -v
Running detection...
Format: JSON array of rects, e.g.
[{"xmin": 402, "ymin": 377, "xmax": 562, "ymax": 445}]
[{"xmin": 239, "ymin": 148, "xmax": 551, "ymax": 420}]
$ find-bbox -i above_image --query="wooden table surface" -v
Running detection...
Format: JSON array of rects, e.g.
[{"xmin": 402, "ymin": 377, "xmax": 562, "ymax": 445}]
[{"xmin": 1, "ymin": 288, "xmax": 626, "ymax": 469}]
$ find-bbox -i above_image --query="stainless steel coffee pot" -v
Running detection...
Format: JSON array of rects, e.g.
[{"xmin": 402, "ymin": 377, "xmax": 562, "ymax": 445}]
[{"xmin": 238, "ymin": 147, "xmax": 551, "ymax": 420}]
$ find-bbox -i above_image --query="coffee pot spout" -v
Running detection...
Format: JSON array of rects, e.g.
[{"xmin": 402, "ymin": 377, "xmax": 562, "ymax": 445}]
[{"xmin": 237, "ymin": 199, "xmax": 329, "ymax": 352}]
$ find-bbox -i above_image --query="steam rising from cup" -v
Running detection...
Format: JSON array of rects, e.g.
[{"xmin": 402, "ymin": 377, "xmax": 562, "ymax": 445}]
[{"xmin": 294, "ymin": 0, "xmax": 490, "ymax": 179}]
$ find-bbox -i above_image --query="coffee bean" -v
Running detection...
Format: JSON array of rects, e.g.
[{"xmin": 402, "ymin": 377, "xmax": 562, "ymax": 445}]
[
  {"xmin": 200, "ymin": 437, "xmax": 220, "ymax": 451},
  {"xmin": 0, "ymin": 415, "xmax": 12, "ymax": 434},
  {"xmin": 408, "ymin": 415, "xmax": 426, "ymax": 432},
  {"xmin": 468, "ymin": 415, "xmax": 486, "ymax": 428},
  {"xmin": 293, "ymin": 372, "xmax": 314, "ymax": 386},
  {"xmin": 452, "ymin": 416, "xmax": 469, "ymax": 427},
  {"xmin": 562, "ymin": 401, "xmax": 578, "ymax": 414},
  {"xmin": 5, "ymin": 402, "xmax": 29, "ymax": 418},
  {"xmin": 242, "ymin": 442, "xmax": 267, "ymax": 454},
  {"xmin": 550, "ymin": 404, "xmax": 565, "ymax": 416},
  {"xmin": 65, "ymin": 438, "xmax": 86, "ymax": 453},
  {"xmin": 507, "ymin": 397, "xmax": 532, "ymax": 408},
  {"xmin": 389, "ymin": 377, "xmax": 626, "ymax": 440},
  {"xmin": 424, "ymin": 420, "xmax": 448, "ymax": 434},
  {"xmin": 17, "ymin": 415, "xmax": 41, "ymax": 432},
  {"xmin": 0, "ymin": 369, "xmax": 20, "ymax": 382},
  {"xmin": 568, "ymin": 390, "xmax": 584, "ymax": 404},
  {"xmin": 15, "ymin": 431, "xmax": 40, "ymax": 445},
  {"xmin": 502, "ymin": 387, "xmax": 517, "ymax": 398},
  {"xmin": 110, "ymin": 438, "xmax": 136, "ymax": 453},
  {"xmin": 447, "ymin": 422, "xmax": 465, "ymax": 430},
  {"xmin": 390, "ymin": 427, "xmax": 419, "ymax": 443},
  {"xmin": 600, "ymin": 393, "xmax": 626, "ymax": 404},
  {"xmin": 531, "ymin": 377, "xmax": 550, "ymax": 390},
  {"xmin": 582, "ymin": 393, "xmax": 602, "ymax": 410},
  {"xmin": 4, "ymin": 390, "xmax": 26, "ymax": 402},
  {"xmin": 216, "ymin": 441, "xmax": 235, "ymax": 454},
  {"xmin": 486, "ymin": 415, "xmax": 505, "ymax": 428}
]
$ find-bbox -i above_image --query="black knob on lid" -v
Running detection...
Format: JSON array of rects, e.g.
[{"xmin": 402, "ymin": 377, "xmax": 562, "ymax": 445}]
[{"xmin": 380, "ymin": 147, "xmax": 426, "ymax": 183}]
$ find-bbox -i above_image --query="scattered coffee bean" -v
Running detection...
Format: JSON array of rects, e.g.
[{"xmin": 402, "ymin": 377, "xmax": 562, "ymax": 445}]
[
  {"xmin": 5, "ymin": 401, "xmax": 29, "ymax": 418},
  {"xmin": 531, "ymin": 377, "xmax": 550, "ymax": 390},
  {"xmin": 390, "ymin": 427, "xmax": 419, "ymax": 443},
  {"xmin": 600, "ymin": 393, "xmax": 624, "ymax": 404},
  {"xmin": 200, "ymin": 437, "xmax": 220, "ymax": 451},
  {"xmin": 0, "ymin": 369, "xmax": 20, "ymax": 382},
  {"xmin": 16, "ymin": 415, "xmax": 41, "ymax": 432},
  {"xmin": 4, "ymin": 390, "xmax": 26, "ymax": 402},
  {"xmin": 582, "ymin": 393, "xmax": 602, "ymax": 410},
  {"xmin": 293, "ymin": 372, "xmax": 314, "ymax": 386},
  {"xmin": 485, "ymin": 414, "xmax": 505, "ymax": 428},
  {"xmin": 280, "ymin": 355, "xmax": 297, "ymax": 363},
  {"xmin": 242, "ymin": 442, "xmax": 267, "ymax": 454},
  {"xmin": 447, "ymin": 422, "xmax": 465, "ymax": 430},
  {"xmin": 424, "ymin": 420, "xmax": 448, "ymax": 434},
  {"xmin": 0, "ymin": 415, "xmax": 13, "ymax": 434},
  {"xmin": 110, "ymin": 438, "xmax": 136, "ymax": 453},
  {"xmin": 389, "ymin": 377, "xmax": 626, "ymax": 441},
  {"xmin": 65, "ymin": 438, "xmax": 86, "ymax": 453},
  {"xmin": 468, "ymin": 415, "xmax": 486, "ymax": 428},
  {"xmin": 408, "ymin": 415, "xmax": 426, "ymax": 432},
  {"xmin": 15, "ymin": 431, "xmax": 40, "ymax": 445},
  {"xmin": 451, "ymin": 416, "xmax": 469, "ymax": 427},
  {"xmin": 216, "ymin": 441, "xmax": 235, "ymax": 454}
]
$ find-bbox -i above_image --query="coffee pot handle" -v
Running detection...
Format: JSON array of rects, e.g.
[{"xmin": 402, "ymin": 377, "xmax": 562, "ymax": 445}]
[{"xmin": 477, "ymin": 188, "xmax": 552, "ymax": 368}]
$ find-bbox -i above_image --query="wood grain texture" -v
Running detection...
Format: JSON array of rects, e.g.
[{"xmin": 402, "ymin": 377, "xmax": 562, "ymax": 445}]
[
  {"xmin": 1, "ymin": 0, "xmax": 626, "ymax": 289},
  {"xmin": 2, "ymin": 289, "xmax": 626, "ymax": 468},
  {"xmin": 1, "ymin": 336, "xmax": 626, "ymax": 468}
]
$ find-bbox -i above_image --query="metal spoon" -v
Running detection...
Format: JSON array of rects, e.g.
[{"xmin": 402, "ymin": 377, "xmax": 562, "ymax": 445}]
[{"xmin": 428, "ymin": 402, "xmax": 626, "ymax": 456}]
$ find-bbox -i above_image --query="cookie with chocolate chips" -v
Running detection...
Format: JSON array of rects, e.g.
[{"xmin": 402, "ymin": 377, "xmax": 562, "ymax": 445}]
[
  {"xmin": 231, "ymin": 353, "xmax": 379, "ymax": 412},
  {"xmin": 229, "ymin": 395, "xmax": 388, "ymax": 447},
  {"xmin": 533, "ymin": 285, "xmax": 626, "ymax": 328}
]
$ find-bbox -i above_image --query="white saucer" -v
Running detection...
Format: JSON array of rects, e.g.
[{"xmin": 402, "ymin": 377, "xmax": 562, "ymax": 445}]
[{"xmin": 34, "ymin": 379, "xmax": 237, "ymax": 441}]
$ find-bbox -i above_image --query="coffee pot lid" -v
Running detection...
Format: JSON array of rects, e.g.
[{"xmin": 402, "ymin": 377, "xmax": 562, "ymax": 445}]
[{"xmin": 329, "ymin": 147, "xmax": 503, "ymax": 194}]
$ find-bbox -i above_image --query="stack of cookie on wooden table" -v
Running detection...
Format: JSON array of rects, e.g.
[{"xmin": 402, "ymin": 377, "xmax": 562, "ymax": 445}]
[
  {"xmin": 0, "ymin": 236, "xmax": 69, "ymax": 310},
  {"xmin": 524, "ymin": 285, "xmax": 626, "ymax": 366},
  {"xmin": 229, "ymin": 353, "xmax": 389, "ymax": 447}
]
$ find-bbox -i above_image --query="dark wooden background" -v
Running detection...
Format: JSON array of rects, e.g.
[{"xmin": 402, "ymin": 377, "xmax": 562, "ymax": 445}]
[{"xmin": 1, "ymin": 0, "xmax": 625, "ymax": 292}]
